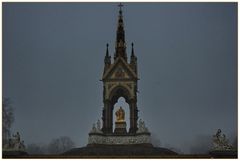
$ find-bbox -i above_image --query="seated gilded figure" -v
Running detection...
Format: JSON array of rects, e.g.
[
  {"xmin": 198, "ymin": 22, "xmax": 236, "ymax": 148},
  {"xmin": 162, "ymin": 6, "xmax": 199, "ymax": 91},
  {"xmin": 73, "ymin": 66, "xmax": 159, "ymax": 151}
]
[{"xmin": 115, "ymin": 106, "xmax": 125, "ymax": 122}]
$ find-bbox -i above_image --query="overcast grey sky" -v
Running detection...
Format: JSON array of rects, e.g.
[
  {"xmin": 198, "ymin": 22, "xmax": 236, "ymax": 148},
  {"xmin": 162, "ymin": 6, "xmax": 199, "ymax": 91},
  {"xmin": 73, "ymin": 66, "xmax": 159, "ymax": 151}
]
[{"xmin": 3, "ymin": 3, "xmax": 237, "ymax": 153}]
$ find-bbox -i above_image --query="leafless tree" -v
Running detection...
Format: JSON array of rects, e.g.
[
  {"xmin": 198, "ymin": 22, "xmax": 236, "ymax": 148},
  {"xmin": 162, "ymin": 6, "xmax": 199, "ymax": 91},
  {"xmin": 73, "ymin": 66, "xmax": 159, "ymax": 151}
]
[
  {"xmin": 2, "ymin": 98, "xmax": 14, "ymax": 145},
  {"xmin": 48, "ymin": 136, "xmax": 75, "ymax": 154}
]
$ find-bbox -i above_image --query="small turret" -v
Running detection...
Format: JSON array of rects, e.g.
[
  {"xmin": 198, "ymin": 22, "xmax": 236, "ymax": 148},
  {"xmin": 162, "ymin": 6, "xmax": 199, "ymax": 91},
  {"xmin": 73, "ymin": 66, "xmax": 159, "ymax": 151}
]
[
  {"xmin": 104, "ymin": 43, "xmax": 111, "ymax": 72},
  {"xmin": 130, "ymin": 43, "xmax": 137, "ymax": 74}
]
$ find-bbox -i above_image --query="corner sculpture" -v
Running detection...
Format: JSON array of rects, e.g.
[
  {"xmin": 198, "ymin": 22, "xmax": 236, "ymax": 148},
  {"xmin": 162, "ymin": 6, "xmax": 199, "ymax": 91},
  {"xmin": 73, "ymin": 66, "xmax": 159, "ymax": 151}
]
[
  {"xmin": 3, "ymin": 132, "xmax": 26, "ymax": 151},
  {"xmin": 212, "ymin": 129, "xmax": 233, "ymax": 151}
]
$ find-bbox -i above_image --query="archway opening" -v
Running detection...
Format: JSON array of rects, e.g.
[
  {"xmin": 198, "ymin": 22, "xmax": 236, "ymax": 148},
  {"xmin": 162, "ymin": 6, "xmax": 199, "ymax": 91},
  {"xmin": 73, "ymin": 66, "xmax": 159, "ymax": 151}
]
[{"xmin": 113, "ymin": 97, "xmax": 130, "ymax": 132}]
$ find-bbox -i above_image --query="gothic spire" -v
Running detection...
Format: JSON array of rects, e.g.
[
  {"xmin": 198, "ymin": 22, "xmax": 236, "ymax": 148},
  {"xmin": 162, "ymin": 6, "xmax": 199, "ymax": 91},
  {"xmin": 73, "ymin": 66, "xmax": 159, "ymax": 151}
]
[
  {"xmin": 104, "ymin": 43, "xmax": 111, "ymax": 65},
  {"xmin": 131, "ymin": 42, "xmax": 135, "ymax": 57},
  {"xmin": 114, "ymin": 3, "xmax": 127, "ymax": 61},
  {"xmin": 106, "ymin": 43, "xmax": 109, "ymax": 57},
  {"xmin": 130, "ymin": 42, "xmax": 137, "ymax": 74}
]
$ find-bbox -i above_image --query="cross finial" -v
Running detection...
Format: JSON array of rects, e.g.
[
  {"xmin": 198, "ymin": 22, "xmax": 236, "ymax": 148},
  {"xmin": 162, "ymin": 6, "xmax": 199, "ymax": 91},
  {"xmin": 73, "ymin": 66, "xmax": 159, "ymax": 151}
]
[{"xmin": 118, "ymin": 3, "xmax": 123, "ymax": 11}]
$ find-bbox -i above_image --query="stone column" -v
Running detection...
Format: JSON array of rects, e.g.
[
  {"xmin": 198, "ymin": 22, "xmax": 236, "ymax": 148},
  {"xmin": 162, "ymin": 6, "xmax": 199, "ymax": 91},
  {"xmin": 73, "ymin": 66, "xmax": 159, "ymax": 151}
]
[
  {"xmin": 102, "ymin": 100, "xmax": 111, "ymax": 133},
  {"xmin": 109, "ymin": 102, "xmax": 113, "ymax": 133},
  {"xmin": 129, "ymin": 99, "xmax": 138, "ymax": 134},
  {"xmin": 101, "ymin": 107, "xmax": 106, "ymax": 132}
]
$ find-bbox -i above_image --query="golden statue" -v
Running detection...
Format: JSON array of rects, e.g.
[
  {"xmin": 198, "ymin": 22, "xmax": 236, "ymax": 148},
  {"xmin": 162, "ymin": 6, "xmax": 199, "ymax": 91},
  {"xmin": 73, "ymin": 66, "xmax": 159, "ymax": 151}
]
[{"xmin": 115, "ymin": 107, "xmax": 125, "ymax": 122}]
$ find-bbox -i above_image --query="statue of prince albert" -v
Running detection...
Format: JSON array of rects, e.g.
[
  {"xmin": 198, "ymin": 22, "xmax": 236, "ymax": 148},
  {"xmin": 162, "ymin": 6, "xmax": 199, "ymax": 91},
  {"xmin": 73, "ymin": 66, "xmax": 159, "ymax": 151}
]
[{"xmin": 115, "ymin": 106, "xmax": 125, "ymax": 122}]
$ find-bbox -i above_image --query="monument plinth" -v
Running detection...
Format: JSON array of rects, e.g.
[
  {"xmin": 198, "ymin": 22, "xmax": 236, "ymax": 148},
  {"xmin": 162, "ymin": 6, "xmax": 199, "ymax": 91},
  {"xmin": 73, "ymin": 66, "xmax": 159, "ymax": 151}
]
[{"xmin": 114, "ymin": 122, "xmax": 127, "ymax": 134}]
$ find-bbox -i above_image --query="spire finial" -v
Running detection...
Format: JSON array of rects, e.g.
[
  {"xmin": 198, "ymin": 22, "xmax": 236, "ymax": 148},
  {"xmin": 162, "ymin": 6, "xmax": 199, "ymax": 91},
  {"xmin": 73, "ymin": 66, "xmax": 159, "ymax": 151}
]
[
  {"xmin": 106, "ymin": 43, "xmax": 109, "ymax": 56},
  {"xmin": 104, "ymin": 43, "xmax": 111, "ymax": 65},
  {"xmin": 131, "ymin": 42, "xmax": 135, "ymax": 56},
  {"xmin": 115, "ymin": 3, "xmax": 127, "ymax": 61},
  {"xmin": 118, "ymin": 3, "xmax": 123, "ymax": 13}
]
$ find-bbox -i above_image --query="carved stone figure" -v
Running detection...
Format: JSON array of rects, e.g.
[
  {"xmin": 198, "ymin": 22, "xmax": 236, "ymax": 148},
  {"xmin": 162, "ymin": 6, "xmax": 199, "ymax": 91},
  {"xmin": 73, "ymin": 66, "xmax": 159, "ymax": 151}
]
[
  {"xmin": 12, "ymin": 132, "xmax": 20, "ymax": 144},
  {"xmin": 212, "ymin": 129, "xmax": 233, "ymax": 150},
  {"xmin": 3, "ymin": 132, "xmax": 25, "ymax": 151},
  {"xmin": 90, "ymin": 120, "xmax": 103, "ymax": 134},
  {"xmin": 90, "ymin": 123, "xmax": 97, "ymax": 133},
  {"xmin": 137, "ymin": 119, "xmax": 149, "ymax": 133},
  {"xmin": 115, "ymin": 67, "xmax": 125, "ymax": 78},
  {"xmin": 115, "ymin": 107, "xmax": 125, "ymax": 122},
  {"xmin": 20, "ymin": 141, "xmax": 25, "ymax": 150},
  {"xmin": 97, "ymin": 120, "xmax": 101, "ymax": 130}
]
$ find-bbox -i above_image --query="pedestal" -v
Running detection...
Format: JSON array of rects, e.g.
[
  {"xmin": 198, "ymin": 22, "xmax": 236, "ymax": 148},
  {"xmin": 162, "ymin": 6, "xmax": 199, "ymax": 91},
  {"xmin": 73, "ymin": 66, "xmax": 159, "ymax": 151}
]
[{"xmin": 114, "ymin": 121, "xmax": 127, "ymax": 134}]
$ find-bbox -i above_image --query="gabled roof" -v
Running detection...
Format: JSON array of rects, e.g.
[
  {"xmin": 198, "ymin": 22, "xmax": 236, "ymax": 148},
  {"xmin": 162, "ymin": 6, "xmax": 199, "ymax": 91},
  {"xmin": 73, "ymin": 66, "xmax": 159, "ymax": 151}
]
[{"xmin": 102, "ymin": 57, "xmax": 138, "ymax": 81}]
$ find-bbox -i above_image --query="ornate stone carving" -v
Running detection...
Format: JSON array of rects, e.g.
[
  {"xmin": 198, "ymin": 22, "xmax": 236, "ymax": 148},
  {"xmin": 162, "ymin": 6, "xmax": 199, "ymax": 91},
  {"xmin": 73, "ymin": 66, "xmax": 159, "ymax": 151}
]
[
  {"xmin": 127, "ymin": 83, "xmax": 132, "ymax": 89},
  {"xmin": 212, "ymin": 129, "xmax": 233, "ymax": 151},
  {"xmin": 115, "ymin": 67, "xmax": 125, "ymax": 78},
  {"xmin": 90, "ymin": 123, "xmax": 97, "ymax": 133},
  {"xmin": 108, "ymin": 83, "xmax": 114, "ymax": 90},
  {"xmin": 90, "ymin": 120, "xmax": 103, "ymax": 134},
  {"xmin": 4, "ymin": 132, "xmax": 25, "ymax": 151},
  {"xmin": 100, "ymin": 2, "xmax": 140, "ymax": 135},
  {"xmin": 96, "ymin": 120, "xmax": 102, "ymax": 132},
  {"xmin": 88, "ymin": 133, "xmax": 151, "ymax": 145},
  {"xmin": 137, "ymin": 119, "xmax": 149, "ymax": 133}
]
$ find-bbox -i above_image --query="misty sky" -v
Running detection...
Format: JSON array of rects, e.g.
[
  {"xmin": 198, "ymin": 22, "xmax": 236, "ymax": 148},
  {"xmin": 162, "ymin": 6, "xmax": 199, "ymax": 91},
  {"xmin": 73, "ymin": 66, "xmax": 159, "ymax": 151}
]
[{"xmin": 3, "ymin": 3, "xmax": 237, "ymax": 153}]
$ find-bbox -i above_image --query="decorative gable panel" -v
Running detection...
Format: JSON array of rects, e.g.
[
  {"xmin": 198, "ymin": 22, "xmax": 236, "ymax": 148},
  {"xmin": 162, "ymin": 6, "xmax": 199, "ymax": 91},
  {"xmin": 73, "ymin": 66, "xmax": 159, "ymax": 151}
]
[{"xmin": 102, "ymin": 57, "xmax": 138, "ymax": 81}]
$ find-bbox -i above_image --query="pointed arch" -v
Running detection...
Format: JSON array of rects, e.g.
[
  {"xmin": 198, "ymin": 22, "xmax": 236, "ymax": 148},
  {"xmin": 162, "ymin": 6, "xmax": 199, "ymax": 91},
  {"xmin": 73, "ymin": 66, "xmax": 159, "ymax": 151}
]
[{"xmin": 109, "ymin": 85, "xmax": 131, "ymax": 105}]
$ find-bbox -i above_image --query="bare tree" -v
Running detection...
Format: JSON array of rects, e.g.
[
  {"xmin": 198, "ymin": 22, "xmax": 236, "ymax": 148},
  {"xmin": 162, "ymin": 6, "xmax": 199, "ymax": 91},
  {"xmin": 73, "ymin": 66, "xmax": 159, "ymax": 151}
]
[
  {"xmin": 2, "ymin": 98, "xmax": 14, "ymax": 145},
  {"xmin": 48, "ymin": 136, "xmax": 75, "ymax": 154}
]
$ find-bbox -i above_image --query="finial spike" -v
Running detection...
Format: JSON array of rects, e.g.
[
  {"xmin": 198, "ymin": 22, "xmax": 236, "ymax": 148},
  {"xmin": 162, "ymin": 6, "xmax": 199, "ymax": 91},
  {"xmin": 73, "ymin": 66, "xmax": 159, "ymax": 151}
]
[
  {"xmin": 131, "ymin": 42, "xmax": 136, "ymax": 58},
  {"xmin": 106, "ymin": 43, "xmax": 109, "ymax": 57},
  {"xmin": 118, "ymin": 3, "xmax": 123, "ymax": 11},
  {"xmin": 118, "ymin": 3, "xmax": 123, "ymax": 15}
]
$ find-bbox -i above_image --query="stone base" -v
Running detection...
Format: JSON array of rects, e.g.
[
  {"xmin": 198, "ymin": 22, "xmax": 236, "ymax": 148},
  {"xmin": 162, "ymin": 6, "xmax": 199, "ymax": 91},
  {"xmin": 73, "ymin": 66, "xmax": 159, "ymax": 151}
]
[
  {"xmin": 62, "ymin": 144, "xmax": 178, "ymax": 156},
  {"xmin": 209, "ymin": 150, "xmax": 237, "ymax": 158},
  {"xmin": 114, "ymin": 121, "xmax": 127, "ymax": 134}
]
